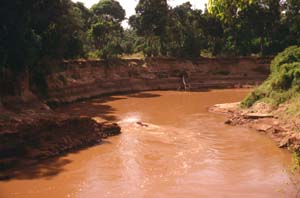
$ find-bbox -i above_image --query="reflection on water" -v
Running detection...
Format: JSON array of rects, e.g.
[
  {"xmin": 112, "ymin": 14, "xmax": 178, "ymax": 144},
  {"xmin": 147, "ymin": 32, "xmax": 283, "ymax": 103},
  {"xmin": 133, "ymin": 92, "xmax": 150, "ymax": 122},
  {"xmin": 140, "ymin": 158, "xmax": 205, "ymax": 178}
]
[{"xmin": 0, "ymin": 89, "xmax": 299, "ymax": 198}]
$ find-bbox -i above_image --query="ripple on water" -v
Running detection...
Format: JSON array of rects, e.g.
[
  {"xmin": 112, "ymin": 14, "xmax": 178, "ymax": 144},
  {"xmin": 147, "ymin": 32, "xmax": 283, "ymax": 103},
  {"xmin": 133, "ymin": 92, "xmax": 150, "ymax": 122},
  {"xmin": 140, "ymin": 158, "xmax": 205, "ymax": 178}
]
[{"xmin": 1, "ymin": 90, "xmax": 298, "ymax": 198}]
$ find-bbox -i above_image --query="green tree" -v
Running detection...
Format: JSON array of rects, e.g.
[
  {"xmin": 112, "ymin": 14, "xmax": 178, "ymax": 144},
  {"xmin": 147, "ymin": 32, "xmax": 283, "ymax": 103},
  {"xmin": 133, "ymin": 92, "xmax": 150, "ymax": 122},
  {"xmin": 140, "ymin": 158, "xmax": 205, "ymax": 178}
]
[
  {"xmin": 282, "ymin": 0, "xmax": 300, "ymax": 47},
  {"xmin": 0, "ymin": 0, "xmax": 87, "ymax": 97},
  {"xmin": 208, "ymin": 0, "xmax": 250, "ymax": 55},
  {"xmin": 73, "ymin": 2, "xmax": 92, "ymax": 32},
  {"xmin": 89, "ymin": 0, "xmax": 125, "ymax": 59},
  {"xmin": 91, "ymin": 0, "xmax": 125, "ymax": 22},
  {"xmin": 208, "ymin": 0, "xmax": 282, "ymax": 56},
  {"xmin": 73, "ymin": 2, "xmax": 93, "ymax": 56},
  {"xmin": 121, "ymin": 29, "xmax": 138, "ymax": 54},
  {"xmin": 167, "ymin": 3, "xmax": 205, "ymax": 57},
  {"xmin": 130, "ymin": 0, "xmax": 168, "ymax": 56},
  {"xmin": 88, "ymin": 21, "xmax": 123, "ymax": 59},
  {"xmin": 1, "ymin": 0, "xmax": 39, "ymax": 73},
  {"xmin": 201, "ymin": 12, "xmax": 224, "ymax": 56}
]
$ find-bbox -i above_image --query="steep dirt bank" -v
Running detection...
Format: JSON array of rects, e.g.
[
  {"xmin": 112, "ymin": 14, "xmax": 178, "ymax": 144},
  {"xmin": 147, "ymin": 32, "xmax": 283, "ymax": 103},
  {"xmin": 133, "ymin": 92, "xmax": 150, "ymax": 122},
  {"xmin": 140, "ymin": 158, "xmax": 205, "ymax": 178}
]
[
  {"xmin": 45, "ymin": 57, "xmax": 271, "ymax": 105},
  {"xmin": 0, "ymin": 104, "xmax": 120, "ymax": 178},
  {"xmin": 210, "ymin": 102, "xmax": 300, "ymax": 153},
  {"xmin": 0, "ymin": 57, "xmax": 271, "ymax": 177}
]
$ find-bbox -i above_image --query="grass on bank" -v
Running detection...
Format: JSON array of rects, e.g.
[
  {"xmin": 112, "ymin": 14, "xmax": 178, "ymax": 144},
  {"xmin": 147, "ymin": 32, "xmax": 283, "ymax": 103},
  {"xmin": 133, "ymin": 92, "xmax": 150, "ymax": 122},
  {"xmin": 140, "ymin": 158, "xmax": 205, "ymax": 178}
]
[
  {"xmin": 292, "ymin": 151, "xmax": 300, "ymax": 171},
  {"xmin": 241, "ymin": 46, "xmax": 300, "ymax": 117}
]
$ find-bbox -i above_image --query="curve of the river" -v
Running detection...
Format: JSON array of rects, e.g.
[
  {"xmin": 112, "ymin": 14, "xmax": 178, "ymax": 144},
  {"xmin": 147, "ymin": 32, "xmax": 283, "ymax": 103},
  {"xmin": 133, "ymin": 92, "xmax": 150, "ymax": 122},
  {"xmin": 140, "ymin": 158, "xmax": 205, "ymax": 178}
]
[{"xmin": 0, "ymin": 89, "xmax": 298, "ymax": 198}]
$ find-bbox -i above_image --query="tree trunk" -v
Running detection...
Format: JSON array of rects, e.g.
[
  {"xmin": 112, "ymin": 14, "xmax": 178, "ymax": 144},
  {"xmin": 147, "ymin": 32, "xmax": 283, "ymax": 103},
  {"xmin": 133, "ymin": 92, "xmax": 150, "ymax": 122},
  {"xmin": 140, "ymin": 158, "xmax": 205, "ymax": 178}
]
[
  {"xmin": 160, "ymin": 35, "xmax": 167, "ymax": 56},
  {"xmin": 260, "ymin": 35, "xmax": 264, "ymax": 56},
  {"xmin": 0, "ymin": 68, "xmax": 37, "ymax": 106}
]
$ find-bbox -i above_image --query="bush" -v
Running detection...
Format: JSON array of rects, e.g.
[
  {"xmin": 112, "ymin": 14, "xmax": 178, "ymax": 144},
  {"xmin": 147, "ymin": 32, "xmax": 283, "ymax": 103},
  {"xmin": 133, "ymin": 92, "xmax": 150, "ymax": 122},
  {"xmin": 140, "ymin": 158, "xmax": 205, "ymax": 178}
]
[
  {"xmin": 270, "ymin": 46, "xmax": 300, "ymax": 73},
  {"xmin": 241, "ymin": 46, "xmax": 300, "ymax": 108}
]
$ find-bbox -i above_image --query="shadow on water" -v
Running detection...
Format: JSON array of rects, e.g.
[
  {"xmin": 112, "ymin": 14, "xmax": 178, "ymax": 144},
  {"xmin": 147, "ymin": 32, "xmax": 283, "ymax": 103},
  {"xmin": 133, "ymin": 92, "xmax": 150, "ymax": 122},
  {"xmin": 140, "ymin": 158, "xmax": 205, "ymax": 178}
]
[
  {"xmin": 1, "ymin": 158, "xmax": 73, "ymax": 181},
  {"xmin": 0, "ymin": 90, "xmax": 206, "ymax": 182},
  {"xmin": 55, "ymin": 92, "xmax": 163, "ymax": 121},
  {"xmin": 127, "ymin": 92, "xmax": 161, "ymax": 98},
  {"xmin": 188, "ymin": 88, "xmax": 211, "ymax": 92},
  {"xmin": 0, "ymin": 140, "xmax": 112, "ymax": 181},
  {"xmin": 55, "ymin": 95, "xmax": 128, "ymax": 122}
]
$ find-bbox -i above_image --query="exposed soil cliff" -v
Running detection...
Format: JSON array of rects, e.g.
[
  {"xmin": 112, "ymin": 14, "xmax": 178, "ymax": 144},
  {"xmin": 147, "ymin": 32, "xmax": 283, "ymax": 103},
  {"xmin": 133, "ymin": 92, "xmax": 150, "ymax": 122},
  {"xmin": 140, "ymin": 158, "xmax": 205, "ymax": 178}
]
[
  {"xmin": 45, "ymin": 57, "xmax": 271, "ymax": 105},
  {"xmin": 0, "ymin": 57, "xmax": 271, "ymax": 177},
  {"xmin": 0, "ymin": 103, "xmax": 120, "ymax": 178}
]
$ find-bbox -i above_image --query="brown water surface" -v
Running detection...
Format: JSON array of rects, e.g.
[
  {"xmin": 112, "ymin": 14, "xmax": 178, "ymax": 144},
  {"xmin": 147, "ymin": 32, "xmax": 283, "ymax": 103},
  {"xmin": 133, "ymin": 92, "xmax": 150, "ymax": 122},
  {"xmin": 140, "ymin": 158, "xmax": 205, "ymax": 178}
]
[{"xmin": 0, "ymin": 89, "xmax": 298, "ymax": 197}]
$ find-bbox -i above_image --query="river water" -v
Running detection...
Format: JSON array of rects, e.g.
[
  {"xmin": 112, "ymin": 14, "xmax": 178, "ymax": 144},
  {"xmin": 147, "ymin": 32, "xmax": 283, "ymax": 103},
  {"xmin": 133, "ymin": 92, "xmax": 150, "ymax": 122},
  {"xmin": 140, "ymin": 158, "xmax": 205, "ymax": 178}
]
[{"xmin": 0, "ymin": 89, "xmax": 298, "ymax": 198}]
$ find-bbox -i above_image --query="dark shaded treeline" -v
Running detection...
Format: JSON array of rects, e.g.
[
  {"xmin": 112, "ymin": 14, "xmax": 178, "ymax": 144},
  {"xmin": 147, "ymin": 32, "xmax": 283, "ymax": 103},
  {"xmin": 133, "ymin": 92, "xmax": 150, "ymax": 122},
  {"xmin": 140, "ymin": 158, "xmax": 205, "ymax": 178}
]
[
  {"xmin": 129, "ymin": 0, "xmax": 300, "ymax": 57},
  {"xmin": 0, "ymin": 0, "xmax": 300, "ymax": 98}
]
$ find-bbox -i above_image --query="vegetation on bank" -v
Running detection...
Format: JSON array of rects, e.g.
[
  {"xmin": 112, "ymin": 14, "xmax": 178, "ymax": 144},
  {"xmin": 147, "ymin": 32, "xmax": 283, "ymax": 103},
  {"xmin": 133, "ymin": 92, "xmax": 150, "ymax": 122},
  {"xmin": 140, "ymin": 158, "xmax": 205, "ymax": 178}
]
[
  {"xmin": 292, "ymin": 151, "xmax": 300, "ymax": 172},
  {"xmin": 1, "ymin": 0, "xmax": 300, "ymax": 97},
  {"xmin": 242, "ymin": 46, "xmax": 300, "ymax": 116},
  {"xmin": 1, "ymin": 0, "xmax": 300, "ymax": 66}
]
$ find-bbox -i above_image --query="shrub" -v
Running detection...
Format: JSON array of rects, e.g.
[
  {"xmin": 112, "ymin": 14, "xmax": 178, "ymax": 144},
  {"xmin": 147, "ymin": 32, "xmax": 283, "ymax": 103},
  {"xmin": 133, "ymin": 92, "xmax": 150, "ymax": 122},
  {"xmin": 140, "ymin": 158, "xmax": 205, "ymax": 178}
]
[{"xmin": 241, "ymin": 46, "xmax": 300, "ymax": 108}]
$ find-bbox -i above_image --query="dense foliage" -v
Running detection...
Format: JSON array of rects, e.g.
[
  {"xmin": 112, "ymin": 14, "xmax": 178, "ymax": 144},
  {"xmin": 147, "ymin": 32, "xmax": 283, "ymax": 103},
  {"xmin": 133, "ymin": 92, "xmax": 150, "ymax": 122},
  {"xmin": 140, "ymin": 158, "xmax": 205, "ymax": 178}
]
[
  {"xmin": 242, "ymin": 46, "xmax": 300, "ymax": 108},
  {"xmin": 1, "ymin": 0, "xmax": 84, "ymax": 72},
  {"xmin": 128, "ymin": 0, "xmax": 300, "ymax": 57},
  {"xmin": 88, "ymin": 0, "xmax": 125, "ymax": 59},
  {"xmin": 1, "ymin": 0, "xmax": 300, "ymax": 74}
]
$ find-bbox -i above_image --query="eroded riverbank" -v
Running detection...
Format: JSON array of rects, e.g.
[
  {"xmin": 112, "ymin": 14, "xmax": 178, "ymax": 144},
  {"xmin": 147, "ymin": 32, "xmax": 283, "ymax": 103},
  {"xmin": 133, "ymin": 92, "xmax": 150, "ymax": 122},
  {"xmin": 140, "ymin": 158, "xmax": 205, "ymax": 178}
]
[
  {"xmin": 1, "ymin": 89, "xmax": 299, "ymax": 197},
  {"xmin": 44, "ymin": 57, "xmax": 270, "ymax": 105},
  {"xmin": 0, "ymin": 57, "xmax": 271, "ymax": 182},
  {"xmin": 210, "ymin": 101, "xmax": 300, "ymax": 154},
  {"xmin": 0, "ymin": 104, "xmax": 121, "ymax": 176}
]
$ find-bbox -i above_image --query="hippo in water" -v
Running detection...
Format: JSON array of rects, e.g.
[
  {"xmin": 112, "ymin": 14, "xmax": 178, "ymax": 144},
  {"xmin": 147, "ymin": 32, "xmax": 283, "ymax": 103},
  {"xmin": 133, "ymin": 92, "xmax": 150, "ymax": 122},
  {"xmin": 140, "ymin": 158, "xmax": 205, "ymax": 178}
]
[{"xmin": 136, "ymin": 121, "xmax": 149, "ymax": 127}]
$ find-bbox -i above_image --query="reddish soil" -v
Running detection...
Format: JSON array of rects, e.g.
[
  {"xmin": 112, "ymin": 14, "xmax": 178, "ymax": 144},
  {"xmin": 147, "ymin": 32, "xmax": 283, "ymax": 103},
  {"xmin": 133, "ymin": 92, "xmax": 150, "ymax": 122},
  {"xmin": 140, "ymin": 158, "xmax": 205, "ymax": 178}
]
[
  {"xmin": 0, "ymin": 103, "xmax": 120, "ymax": 179},
  {"xmin": 210, "ymin": 102, "xmax": 300, "ymax": 153},
  {"xmin": 45, "ymin": 57, "xmax": 271, "ymax": 105},
  {"xmin": 0, "ymin": 57, "xmax": 272, "ymax": 179}
]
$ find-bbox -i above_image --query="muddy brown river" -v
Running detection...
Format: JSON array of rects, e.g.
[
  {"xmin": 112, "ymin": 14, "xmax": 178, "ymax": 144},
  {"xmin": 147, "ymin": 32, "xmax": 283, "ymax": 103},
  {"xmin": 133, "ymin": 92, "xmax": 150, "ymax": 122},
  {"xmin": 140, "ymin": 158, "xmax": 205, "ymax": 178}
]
[{"xmin": 0, "ymin": 89, "xmax": 299, "ymax": 197}]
